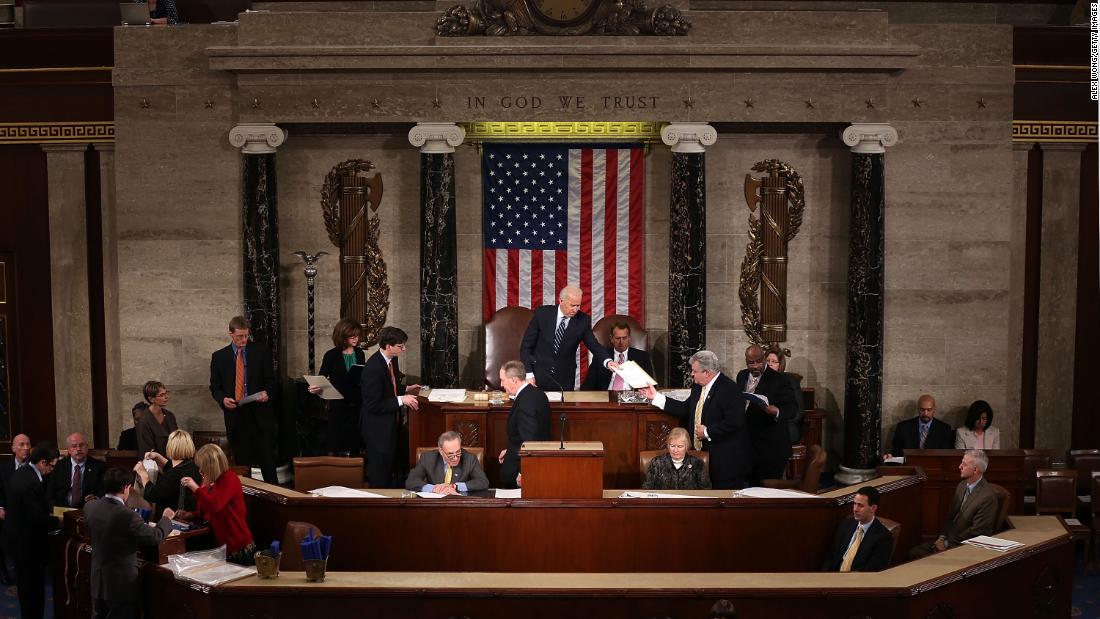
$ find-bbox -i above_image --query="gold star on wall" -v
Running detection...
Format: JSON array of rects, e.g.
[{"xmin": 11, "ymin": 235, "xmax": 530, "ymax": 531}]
[
  {"xmin": 683, "ymin": 98, "xmax": 694, "ymax": 109},
  {"xmin": 911, "ymin": 97, "xmax": 922, "ymax": 108},
  {"xmin": 804, "ymin": 98, "xmax": 815, "ymax": 109},
  {"xmin": 743, "ymin": 98, "xmax": 754, "ymax": 109},
  {"xmin": 251, "ymin": 98, "xmax": 262, "ymax": 109},
  {"xmin": 203, "ymin": 100, "xmax": 215, "ymax": 109},
  {"xmin": 311, "ymin": 98, "xmax": 321, "ymax": 109},
  {"xmin": 977, "ymin": 97, "xmax": 987, "ymax": 109},
  {"xmin": 864, "ymin": 98, "xmax": 875, "ymax": 109},
  {"xmin": 140, "ymin": 98, "xmax": 150, "ymax": 109}
]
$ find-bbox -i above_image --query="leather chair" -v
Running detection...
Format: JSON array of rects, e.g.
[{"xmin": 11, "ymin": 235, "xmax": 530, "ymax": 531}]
[
  {"xmin": 1035, "ymin": 469, "xmax": 1090, "ymax": 546},
  {"xmin": 230, "ymin": 465, "xmax": 251, "ymax": 479},
  {"xmin": 638, "ymin": 449, "xmax": 709, "ymax": 486},
  {"xmin": 1022, "ymin": 448, "xmax": 1052, "ymax": 513},
  {"xmin": 193, "ymin": 431, "xmax": 234, "ymax": 463},
  {"xmin": 1069, "ymin": 449, "xmax": 1100, "ymax": 494},
  {"xmin": 590, "ymin": 314, "xmax": 648, "ymax": 351},
  {"xmin": 763, "ymin": 444, "xmax": 826, "ymax": 494},
  {"xmin": 877, "ymin": 516, "xmax": 902, "ymax": 567},
  {"xmin": 89, "ymin": 448, "xmax": 110, "ymax": 462},
  {"xmin": 415, "ymin": 446, "xmax": 485, "ymax": 468},
  {"xmin": 293, "ymin": 456, "xmax": 364, "ymax": 492},
  {"xmin": 281, "ymin": 521, "xmax": 323, "ymax": 571},
  {"xmin": 988, "ymin": 482, "xmax": 1011, "ymax": 532},
  {"xmin": 484, "ymin": 306, "xmax": 534, "ymax": 389}
]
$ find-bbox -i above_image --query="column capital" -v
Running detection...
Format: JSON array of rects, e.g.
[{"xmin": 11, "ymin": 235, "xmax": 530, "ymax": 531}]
[
  {"xmin": 661, "ymin": 122, "xmax": 717, "ymax": 153},
  {"xmin": 228, "ymin": 123, "xmax": 288, "ymax": 154},
  {"xmin": 841, "ymin": 123, "xmax": 898, "ymax": 154},
  {"xmin": 408, "ymin": 123, "xmax": 465, "ymax": 153}
]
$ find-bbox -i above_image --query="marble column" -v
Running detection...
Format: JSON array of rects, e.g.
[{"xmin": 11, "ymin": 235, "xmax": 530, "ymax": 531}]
[
  {"xmin": 409, "ymin": 123, "xmax": 464, "ymax": 387},
  {"xmin": 95, "ymin": 143, "xmax": 123, "ymax": 448},
  {"xmin": 229, "ymin": 123, "xmax": 287, "ymax": 373},
  {"xmin": 42, "ymin": 143, "xmax": 93, "ymax": 445},
  {"xmin": 661, "ymin": 123, "xmax": 716, "ymax": 387},
  {"xmin": 837, "ymin": 123, "xmax": 897, "ymax": 484}
]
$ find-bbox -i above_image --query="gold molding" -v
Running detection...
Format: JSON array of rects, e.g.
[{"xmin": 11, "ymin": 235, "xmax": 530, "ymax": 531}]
[
  {"xmin": 1012, "ymin": 120, "xmax": 1097, "ymax": 143},
  {"xmin": 0, "ymin": 121, "xmax": 114, "ymax": 145},
  {"xmin": 462, "ymin": 121, "xmax": 663, "ymax": 142}
]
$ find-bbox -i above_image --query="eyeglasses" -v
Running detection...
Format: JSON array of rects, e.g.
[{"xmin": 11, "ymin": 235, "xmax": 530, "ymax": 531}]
[{"xmin": 441, "ymin": 449, "xmax": 462, "ymax": 459}]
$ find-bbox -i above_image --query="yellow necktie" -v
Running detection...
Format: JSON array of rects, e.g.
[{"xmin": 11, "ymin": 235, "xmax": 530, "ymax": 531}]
[
  {"xmin": 443, "ymin": 466, "xmax": 452, "ymax": 485},
  {"xmin": 840, "ymin": 525, "xmax": 865, "ymax": 572},
  {"xmin": 693, "ymin": 389, "xmax": 706, "ymax": 450}
]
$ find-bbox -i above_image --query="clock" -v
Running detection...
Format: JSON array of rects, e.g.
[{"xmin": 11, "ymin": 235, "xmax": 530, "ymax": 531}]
[{"xmin": 527, "ymin": 0, "xmax": 599, "ymax": 26}]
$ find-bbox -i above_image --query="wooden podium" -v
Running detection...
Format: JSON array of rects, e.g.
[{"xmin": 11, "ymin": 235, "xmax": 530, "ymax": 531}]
[{"xmin": 520, "ymin": 441, "xmax": 604, "ymax": 499}]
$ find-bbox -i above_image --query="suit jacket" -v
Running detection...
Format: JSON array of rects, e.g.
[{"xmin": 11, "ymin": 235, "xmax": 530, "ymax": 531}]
[
  {"xmin": 359, "ymin": 350, "xmax": 405, "ymax": 457},
  {"xmin": 784, "ymin": 372, "xmax": 806, "ymax": 444},
  {"xmin": 83, "ymin": 496, "xmax": 172, "ymax": 602},
  {"xmin": 954, "ymin": 426, "xmax": 1001, "ymax": 450},
  {"xmin": 735, "ymin": 367, "xmax": 799, "ymax": 465},
  {"xmin": 942, "ymin": 478, "xmax": 999, "ymax": 547},
  {"xmin": 116, "ymin": 427, "xmax": 138, "ymax": 451},
  {"xmin": 821, "ymin": 517, "xmax": 893, "ymax": 572},
  {"xmin": 318, "ymin": 346, "xmax": 367, "ymax": 411},
  {"xmin": 580, "ymin": 347, "xmax": 654, "ymax": 391},
  {"xmin": 660, "ymin": 373, "xmax": 750, "ymax": 489},
  {"xmin": 520, "ymin": 305, "xmax": 609, "ymax": 390},
  {"xmin": 3, "ymin": 465, "xmax": 55, "ymax": 564},
  {"xmin": 642, "ymin": 453, "xmax": 711, "ymax": 491},
  {"xmin": 209, "ymin": 341, "xmax": 278, "ymax": 439},
  {"xmin": 890, "ymin": 417, "xmax": 954, "ymax": 455},
  {"xmin": 405, "ymin": 450, "xmax": 489, "ymax": 492},
  {"xmin": 0, "ymin": 458, "xmax": 27, "ymax": 509},
  {"xmin": 45, "ymin": 456, "xmax": 105, "ymax": 509},
  {"xmin": 499, "ymin": 385, "xmax": 552, "ymax": 487}
]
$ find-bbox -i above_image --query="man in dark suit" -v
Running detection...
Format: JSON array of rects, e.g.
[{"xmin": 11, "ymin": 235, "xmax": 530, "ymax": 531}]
[
  {"xmin": 735, "ymin": 345, "xmax": 799, "ymax": 485},
  {"xmin": 5, "ymin": 442, "xmax": 59, "ymax": 619},
  {"xmin": 579, "ymin": 321, "xmax": 654, "ymax": 391},
  {"xmin": 520, "ymin": 285, "xmax": 614, "ymax": 390},
  {"xmin": 84, "ymin": 467, "xmax": 175, "ymax": 619},
  {"xmin": 360, "ymin": 325, "xmax": 420, "ymax": 489},
  {"xmin": 641, "ymin": 351, "xmax": 750, "ymax": 490},
  {"xmin": 497, "ymin": 360, "xmax": 551, "ymax": 489},
  {"xmin": 45, "ymin": 432, "xmax": 105, "ymax": 509},
  {"xmin": 0, "ymin": 433, "xmax": 32, "ymax": 584},
  {"xmin": 822, "ymin": 486, "xmax": 893, "ymax": 572},
  {"xmin": 405, "ymin": 431, "xmax": 489, "ymax": 494},
  {"xmin": 209, "ymin": 315, "xmax": 279, "ymax": 484},
  {"xmin": 883, "ymin": 394, "xmax": 953, "ymax": 461},
  {"xmin": 909, "ymin": 450, "xmax": 999, "ymax": 559}
]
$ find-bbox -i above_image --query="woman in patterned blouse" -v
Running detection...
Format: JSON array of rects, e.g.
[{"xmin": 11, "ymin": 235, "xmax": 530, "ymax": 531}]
[{"xmin": 643, "ymin": 427, "xmax": 712, "ymax": 490}]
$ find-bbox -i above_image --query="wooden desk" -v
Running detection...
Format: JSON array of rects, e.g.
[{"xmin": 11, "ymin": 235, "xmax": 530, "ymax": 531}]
[
  {"xmin": 238, "ymin": 475, "xmax": 924, "ymax": 573},
  {"xmin": 139, "ymin": 516, "xmax": 1072, "ymax": 619},
  {"xmin": 901, "ymin": 449, "xmax": 1026, "ymax": 540}
]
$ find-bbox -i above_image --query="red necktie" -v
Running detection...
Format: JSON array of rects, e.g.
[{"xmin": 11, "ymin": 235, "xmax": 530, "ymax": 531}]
[
  {"xmin": 388, "ymin": 361, "xmax": 398, "ymax": 397},
  {"xmin": 234, "ymin": 348, "xmax": 245, "ymax": 401},
  {"xmin": 71, "ymin": 464, "xmax": 82, "ymax": 507}
]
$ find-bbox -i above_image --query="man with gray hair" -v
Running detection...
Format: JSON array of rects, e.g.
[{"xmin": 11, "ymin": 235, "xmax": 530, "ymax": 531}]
[
  {"xmin": 497, "ymin": 360, "xmax": 551, "ymax": 488},
  {"xmin": 640, "ymin": 351, "xmax": 750, "ymax": 489},
  {"xmin": 908, "ymin": 449, "xmax": 999, "ymax": 559},
  {"xmin": 405, "ymin": 431, "xmax": 488, "ymax": 495},
  {"xmin": 520, "ymin": 285, "xmax": 615, "ymax": 390}
]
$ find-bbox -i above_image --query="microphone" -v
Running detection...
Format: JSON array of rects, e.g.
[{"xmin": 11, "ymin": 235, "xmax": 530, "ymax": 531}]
[
  {"xmin": 541, "ymin": 369, "xmax": 568, "ymax": 450},
  {"xmin": 559, "ymin": 410, "xmax": 567, "ymax": 450}
]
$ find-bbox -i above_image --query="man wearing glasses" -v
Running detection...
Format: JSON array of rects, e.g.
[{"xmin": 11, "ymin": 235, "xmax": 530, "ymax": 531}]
[
  {"xmin": 360, "ymin": 326, "xmax": 421, "ymax": 488},
  {"xmin": 4, "ymin": 442, "xmax": 59, "ymax": 619},
  {"xmin": 405, "ymin": 431, "xmax": 488, "ymax": 495}
]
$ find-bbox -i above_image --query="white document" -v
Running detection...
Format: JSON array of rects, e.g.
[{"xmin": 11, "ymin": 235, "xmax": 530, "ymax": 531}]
[
  {"xmin": 495, "ymin": 488, "xmax": 522, "ymax": 498},
  {"xmin": 1064, "ymin": 518, "xmax": 1082, "ymax": 526},
  {"xmin": 663, "ymin": 389, "xmax": 692, "ymax": 402},
  {"xmin": 883, "ymin": 456, "xmax": 906, "ymax": 464},
  {"xmin": 427, "ymin": 389, "xmax": 467, "ymax": 403},
  {"xmin": 962, "ymin": 535, "xmax": 1024, "ymax": 551},
  {"xmin": 415, "ymin": 491, "xmax": 448, "ymax": 498},
  {"xmin": 743, "ymin": 392, "xmax": 770, "ymax": 408},
  {"xmin": 733, "ymin": 487, "xmax": 815, "ymax": 498},
  {"xmin": 308, "ymin": 485, "xmax": 387, "ymax": 498},
  {"xmin": 237, "ymin": 392, "xmax": 264, "ymax": 406},
  {"xmin": 610, "ymin": 361, "xmax": 658, "ymax": 388},
  {"xmin": 619, "ymin": 491, "xmax": 711, "ymax": 499},
  {"xmin": 545, "ymin": 392, "xmax": 564, "ymax": 402},
  {"xmin": 303, "ymin": 375, "xmax": 344, "ymax": 400}
]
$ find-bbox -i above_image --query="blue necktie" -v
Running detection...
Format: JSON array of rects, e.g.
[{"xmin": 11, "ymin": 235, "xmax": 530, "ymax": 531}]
[{"xmin": 553, "ymin": 317, "xmax": 567, "ymax": 354}]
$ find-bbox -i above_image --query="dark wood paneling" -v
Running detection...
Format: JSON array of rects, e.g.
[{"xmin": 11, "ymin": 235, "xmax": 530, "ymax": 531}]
[
  {"xmin": 1020, "ymin": 144, "xmax": 1042, "ymax": 449},
  {"xmin": 0, "ymin": 28, "xmax": 113, "ymax": 124},
  {"xmin": 0, "ymin": 145, "xmax": 56, "ymax": 446},
  {"xmin": 1014, "ymin": 26, "xmax": 1091, "ymax": 67},
  {"xmin": 0, "ymin": 28, "xmax": 112, "ymax": 69},
  {"xmin": 1013, "ymin": 27, "xmax": 1094, "ymax": 122},
  {"xmin": 1072, "ymin": 143, "xmax": 1099, "ymax": 449},
  {"xmin": 84, "ymin": 146, "xmax": 108, "ymax": 448}
]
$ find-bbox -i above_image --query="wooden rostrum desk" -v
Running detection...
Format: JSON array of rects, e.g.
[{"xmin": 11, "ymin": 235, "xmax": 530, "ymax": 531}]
[{"xmin": 141, "ymin": 515, "xmax": 1071, "ymax": 619}]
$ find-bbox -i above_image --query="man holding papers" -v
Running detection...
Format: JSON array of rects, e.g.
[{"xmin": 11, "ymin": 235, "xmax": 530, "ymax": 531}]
[
  {"xmin": 909, "ymin": 450, "xmax": 999, "ymax": 559},
  {"xmin": 736, "ymin": 345, "xmax": 799, "ymax": 485},
  {"xmin": 405, "ymin": 431, "xmax": 489, "ymax": 494},
  {"xmin": 640, "ymin": 351, "xmax": 750, "ymax": 490},
  {"xmin": 580, "ymin": 322, "xmax": 654, "ymax": 391}
]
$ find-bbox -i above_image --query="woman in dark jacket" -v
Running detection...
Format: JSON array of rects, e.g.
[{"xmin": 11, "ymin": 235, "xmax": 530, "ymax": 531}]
[
  {"xmin": 133, "ymin": 429, "xmax": 199, "ymax": 521},
  {"xmin": 643, "ymin": 427, "xmax": 712, "ymax": 490},
  {"xmin": 310, "ymin": 318, "xmax": 367, "ymax": 455},
  {"xmin": 136, "ymin": 380, "xmax": 179, "ymax": 456}
]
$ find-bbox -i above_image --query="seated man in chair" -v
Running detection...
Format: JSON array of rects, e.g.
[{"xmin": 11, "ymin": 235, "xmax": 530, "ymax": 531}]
[
  {"xmin": 405, "ymin": 431, "xmax": 489, "ymax": 495},
  {"xmin": 822, "ymin": 486, "xmax": 892, "ymax": 572},
  {"xmin": 908, "ymin": 450, "xmax": 998, "ymax": 559}
]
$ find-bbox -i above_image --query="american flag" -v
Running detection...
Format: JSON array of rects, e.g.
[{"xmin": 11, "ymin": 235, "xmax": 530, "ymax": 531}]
[{"xmin": 482, "ymin": 142, "xmax": 645, "ymax": 380}]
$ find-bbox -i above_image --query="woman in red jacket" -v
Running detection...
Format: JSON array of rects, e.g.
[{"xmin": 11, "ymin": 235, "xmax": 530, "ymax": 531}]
[{"xmin": 181, "ymin": 444, "xmax": 256, "ymax": 565}]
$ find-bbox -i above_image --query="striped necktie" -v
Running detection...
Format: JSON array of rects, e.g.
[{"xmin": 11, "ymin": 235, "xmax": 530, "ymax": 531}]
[
  {"xmin": 840, "ymin": 525, "xmax": 864, "ymax": 572},
  {"xmin": 553, "ymin": 317, "xmax": 567, "ymax": 354},
  {"xmin": 919, "ymin": 423, "xmax": 929, "ymax": 449}
]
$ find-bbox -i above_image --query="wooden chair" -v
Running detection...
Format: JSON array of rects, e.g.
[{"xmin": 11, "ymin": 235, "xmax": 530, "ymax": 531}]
[
  {"xmin": 638, "ymin": 449, "xmax": 709, "ymax": 486},
  {"xmin": 281, "ymin": 521, "xmax": 324, "ymax": 571},
  {"xmin": 484, "ymin": 306, "xmax": 534, "ymax": 389},
  {"xmin": 877, "ymin": 516, "xmax": 902, "ymax": 567},
  {"xmin": 230, "ymin": 465, "xmax": 251, "ymax": 479},
  {"xmin": 1022, "ymin": 449, "xmax": 1052, "ymax": 514},
  {"xmin": 988, "ymin": 482, "xmax": 1011, "ymax": 532},
  {"xmin": 292, "ymin": 457, "xmax": 364, "ymax": 492},
  {"xmin": 590, "ymin": 314, "xmax": 649, "ymax": 351},
  {"xmin": 193, "ymin": 431, "xmax": 234, "ymax": 463},
  {"xmin": 763, "ymin": 444, "xmax": 826, "ymax": 494},
  {"xmin": 1035, "ymin": 469, "xmax": 1090, "ymax": 548},
  {"xmin": 415, "ymin": 446, "xmax": 485, "ymax": 467}
]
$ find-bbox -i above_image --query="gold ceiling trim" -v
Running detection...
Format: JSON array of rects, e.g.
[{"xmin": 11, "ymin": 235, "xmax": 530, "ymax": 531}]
[
  {"xmin": 462, "ymin": 122, "xmax": 663, "ymax": 143},
  {"xmin": 0, "ymin": 121, "xmax": 114, "ymax": 145},
  {"xmin": 1012, "ymin": 120, "xmax": 1097, "ymax": 143}
]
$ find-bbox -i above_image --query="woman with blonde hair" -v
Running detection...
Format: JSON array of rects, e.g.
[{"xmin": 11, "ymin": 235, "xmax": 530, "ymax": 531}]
[
  {"xmin": 133, "ymin": 429, "xmax": 199, "ymax": 520},
  {"xmin": 643, "ymin": 427, "xmax": 712, "ymax": 490},
  {"xmin": 180, "ymin": 444, "xmax": 255, "ymax": 565}
]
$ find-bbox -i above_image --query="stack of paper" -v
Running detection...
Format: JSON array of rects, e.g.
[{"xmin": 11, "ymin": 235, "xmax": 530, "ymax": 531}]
[
  {"xmin": 733, "ymin": 487, "xmax": 815, "ymax": 499},
  {"xmin": 494, "ymin": 488, "xmax": 522, "ymax": 498},
  {"xmin": 610, "ymin": 361, "xmax": 658, "ymax": 388},
  {"xmin": 619, "ymin": 491, "xmax": 710, "ymax": 499},
  {"xmin": 308, "ymin": 486, "xmax": 387, "ymax": 498},
  {"xmin": 427, "ymin": 389, "xmax": 467, "ymax": 403},
  {"xmin": 962, "ymin": 535, "xmax": 1025, "ymax": 552}
]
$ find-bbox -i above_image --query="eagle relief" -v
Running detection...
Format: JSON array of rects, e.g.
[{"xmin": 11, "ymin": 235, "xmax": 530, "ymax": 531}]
[{"xmin": 437, "ymin": 0, "xmax": 690, "ymax": 36}]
